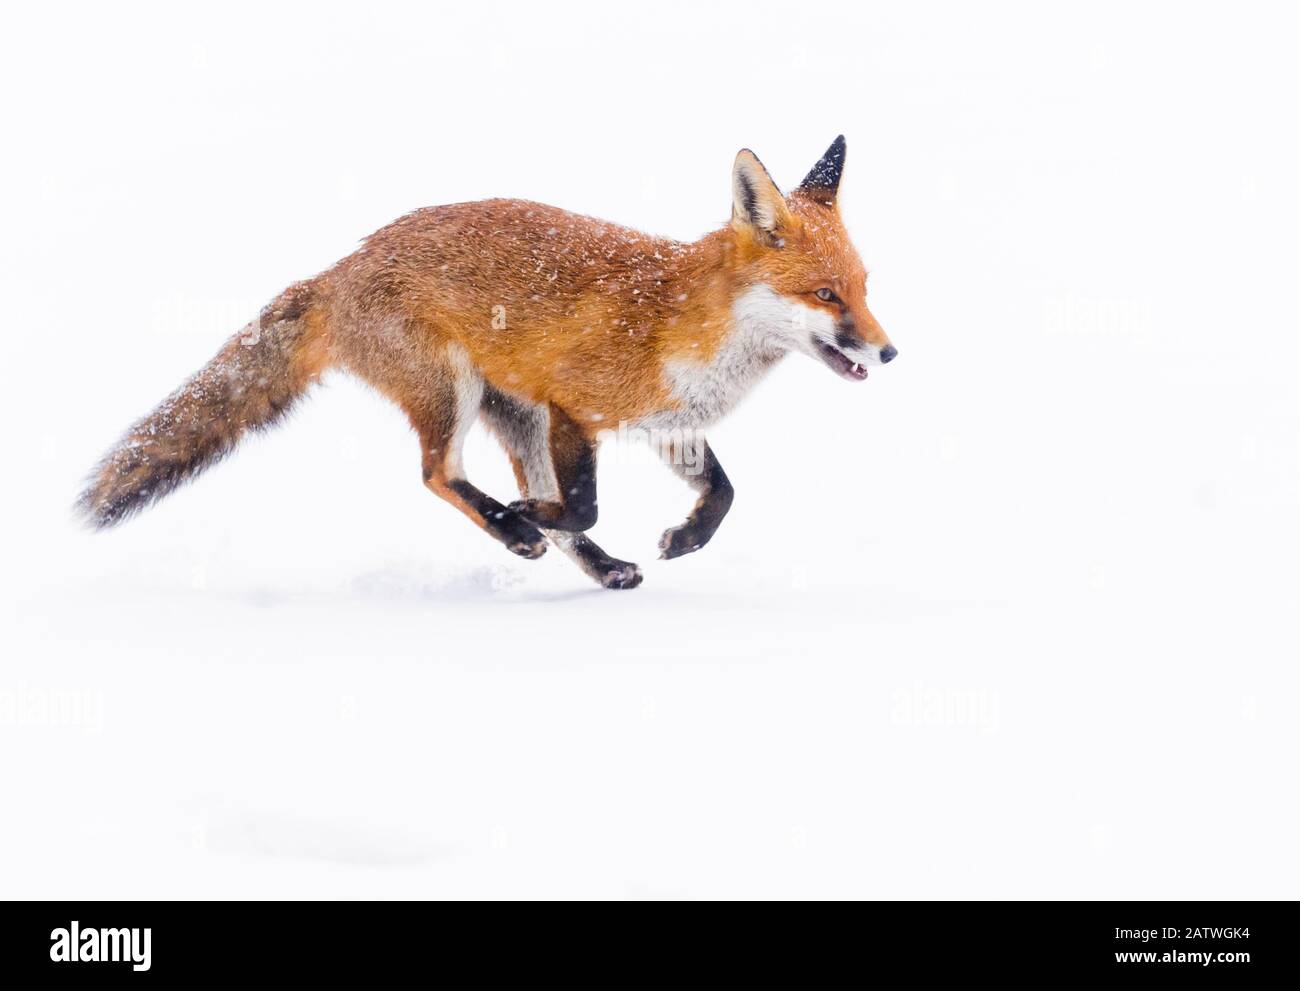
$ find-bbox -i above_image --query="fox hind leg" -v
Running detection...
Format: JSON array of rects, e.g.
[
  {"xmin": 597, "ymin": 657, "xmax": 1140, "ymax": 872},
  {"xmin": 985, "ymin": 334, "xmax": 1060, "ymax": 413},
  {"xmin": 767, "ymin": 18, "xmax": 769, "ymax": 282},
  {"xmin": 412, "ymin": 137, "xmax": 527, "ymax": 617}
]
[
  {"xmin": 482, "ymin": 386, "xmax": 641, "ymax": 589},
  {"xmin": 409, "ymin": 349, "xmax": 547, "ymax": 560}
]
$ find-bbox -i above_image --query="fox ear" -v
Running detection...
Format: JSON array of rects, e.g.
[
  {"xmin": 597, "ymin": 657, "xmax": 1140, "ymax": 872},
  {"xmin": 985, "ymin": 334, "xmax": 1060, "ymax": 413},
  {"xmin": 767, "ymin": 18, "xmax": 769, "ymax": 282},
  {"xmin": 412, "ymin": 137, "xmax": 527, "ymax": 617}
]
[
  {"xmin": 797, "ymin": 135, "xmax": 846, "ymax": 204},
  {"xmin": 732, "ymin": 149, "xmax": 791, "ymax": 238}
]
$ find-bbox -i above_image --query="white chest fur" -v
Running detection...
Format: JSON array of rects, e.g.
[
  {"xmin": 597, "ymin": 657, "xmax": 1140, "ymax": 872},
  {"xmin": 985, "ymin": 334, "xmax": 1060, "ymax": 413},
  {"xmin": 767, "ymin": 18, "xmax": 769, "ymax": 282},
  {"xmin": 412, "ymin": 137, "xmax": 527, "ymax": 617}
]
[{"xmin": 643, "ymin": 284, "xmax": 829, "ymax": 429}]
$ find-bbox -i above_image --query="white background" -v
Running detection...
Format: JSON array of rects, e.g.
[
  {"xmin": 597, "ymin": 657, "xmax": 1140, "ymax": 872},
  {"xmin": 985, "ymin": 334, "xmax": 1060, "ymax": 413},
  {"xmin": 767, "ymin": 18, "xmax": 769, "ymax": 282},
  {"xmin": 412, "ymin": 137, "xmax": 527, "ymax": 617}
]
[{"xmin": 2, "ymin": 1, "xmax": 1297, "ymax": 898}]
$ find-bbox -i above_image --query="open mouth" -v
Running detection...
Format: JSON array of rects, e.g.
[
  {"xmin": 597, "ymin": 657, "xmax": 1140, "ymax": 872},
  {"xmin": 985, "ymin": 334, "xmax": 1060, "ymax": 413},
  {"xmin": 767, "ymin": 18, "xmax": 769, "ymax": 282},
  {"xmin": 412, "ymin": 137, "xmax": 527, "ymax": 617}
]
[{"xmin": 814, "ymin": 339, "xmax": 869, "ymax": 381}]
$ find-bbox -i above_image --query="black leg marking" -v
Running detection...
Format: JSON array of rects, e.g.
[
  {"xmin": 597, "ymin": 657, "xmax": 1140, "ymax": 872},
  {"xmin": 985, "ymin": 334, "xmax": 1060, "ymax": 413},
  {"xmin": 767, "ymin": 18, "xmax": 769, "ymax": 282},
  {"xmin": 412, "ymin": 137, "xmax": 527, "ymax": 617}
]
[
  {"xmin": 659, "ymin": 439, "xmax": 734, "ymax": 560},
  {"xmin": 481, "ymin": 386, "xmax": 641, "ymax": 589},
  {"xmin": 567, "ymin": 534, "xmax": 643, "ymax": 589},
  {"xmin": 446, "ymin": 479, "xmax": 547, "ymax": 559},
  {"xmin": 507, "ymin": 403, "xmax": 598, "ymax": 532},
  {"xmin": 408, "ymin": 376, "xmax": 546, "ymax": 562}
]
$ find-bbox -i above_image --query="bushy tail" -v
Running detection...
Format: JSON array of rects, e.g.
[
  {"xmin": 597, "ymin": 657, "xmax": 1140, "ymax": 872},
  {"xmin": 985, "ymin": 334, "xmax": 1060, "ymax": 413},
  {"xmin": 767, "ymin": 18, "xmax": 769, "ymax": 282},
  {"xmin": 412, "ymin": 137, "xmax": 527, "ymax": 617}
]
[{"xmin": 77, "ymin": 281, "xmax": 330, "ymax": 529}]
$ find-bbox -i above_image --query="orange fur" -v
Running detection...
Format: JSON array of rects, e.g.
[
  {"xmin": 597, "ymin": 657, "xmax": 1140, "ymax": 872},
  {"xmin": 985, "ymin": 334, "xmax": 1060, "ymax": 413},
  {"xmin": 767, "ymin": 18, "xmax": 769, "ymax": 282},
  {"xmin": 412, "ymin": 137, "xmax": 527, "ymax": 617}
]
[{"xmin": 316, "ymin": 193, "xmax": 887, "ymax": 435}]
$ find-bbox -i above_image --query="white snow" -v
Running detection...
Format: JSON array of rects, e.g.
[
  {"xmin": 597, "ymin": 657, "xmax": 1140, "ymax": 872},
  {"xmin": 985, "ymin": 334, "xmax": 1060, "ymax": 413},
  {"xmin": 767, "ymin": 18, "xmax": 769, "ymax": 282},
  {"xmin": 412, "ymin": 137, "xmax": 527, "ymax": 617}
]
[{"xmin": 2, "ymin": 1, "xmax": 1298, "ymax": 899}]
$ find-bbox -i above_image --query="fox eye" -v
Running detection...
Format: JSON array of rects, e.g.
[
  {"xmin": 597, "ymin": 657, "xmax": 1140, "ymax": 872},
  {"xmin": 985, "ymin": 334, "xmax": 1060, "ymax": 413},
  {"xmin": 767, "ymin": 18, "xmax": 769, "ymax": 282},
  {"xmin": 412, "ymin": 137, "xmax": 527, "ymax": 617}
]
[{"xmin": 814, "ymin": 287, "xmax": 839, "ymax": 304}]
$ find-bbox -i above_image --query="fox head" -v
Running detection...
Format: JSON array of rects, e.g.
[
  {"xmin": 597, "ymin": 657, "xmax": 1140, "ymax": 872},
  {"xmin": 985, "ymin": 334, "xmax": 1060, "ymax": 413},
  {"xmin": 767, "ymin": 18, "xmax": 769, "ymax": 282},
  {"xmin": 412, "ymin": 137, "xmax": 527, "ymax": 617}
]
[{"xmin": 728, "ymin": 136, "xmax": 896, "ymax": 380}]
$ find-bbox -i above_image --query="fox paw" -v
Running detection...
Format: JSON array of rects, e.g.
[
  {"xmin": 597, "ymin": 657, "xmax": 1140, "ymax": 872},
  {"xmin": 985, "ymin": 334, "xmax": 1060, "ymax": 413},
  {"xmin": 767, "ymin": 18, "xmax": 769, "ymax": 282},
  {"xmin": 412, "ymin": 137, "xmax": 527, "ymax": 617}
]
[
  {"xmin": 658, "ymin": 523, "xmax": 705, "ymax": 560},
  {"xmin": 599, "ymin": 561, "xmax": 643, "ymax": 590},
  {"xmin": 507, "ymin": 536, "xmax": 548, "ymax": 560},
  {"xmin": 494, "ymin": 513, "xmax": 547, "ymax": 559}
]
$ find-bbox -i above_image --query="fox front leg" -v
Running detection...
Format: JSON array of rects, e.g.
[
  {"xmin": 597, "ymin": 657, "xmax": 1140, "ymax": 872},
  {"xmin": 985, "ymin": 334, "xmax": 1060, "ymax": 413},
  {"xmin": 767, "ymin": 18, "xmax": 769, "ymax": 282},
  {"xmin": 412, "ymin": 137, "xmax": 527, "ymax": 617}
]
[
  {"xmin": 506, "ymin": 403, "xmax": 598, "ymax": 533},
  {"xmin": 659, "ymin": 437, "xmax": 734, "ymax": 559},
  {"xmin": 481, "ymin": 388, "xmax": 642, "ymax": 589}
]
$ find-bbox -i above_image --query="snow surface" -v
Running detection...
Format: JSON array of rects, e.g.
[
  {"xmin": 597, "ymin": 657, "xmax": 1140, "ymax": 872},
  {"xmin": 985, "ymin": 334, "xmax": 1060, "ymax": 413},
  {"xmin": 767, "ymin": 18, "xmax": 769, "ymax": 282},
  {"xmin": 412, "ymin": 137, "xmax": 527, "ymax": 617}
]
[{"xmin": 2, "ymin": 1, "xmax": 1298, "ymax": 898}]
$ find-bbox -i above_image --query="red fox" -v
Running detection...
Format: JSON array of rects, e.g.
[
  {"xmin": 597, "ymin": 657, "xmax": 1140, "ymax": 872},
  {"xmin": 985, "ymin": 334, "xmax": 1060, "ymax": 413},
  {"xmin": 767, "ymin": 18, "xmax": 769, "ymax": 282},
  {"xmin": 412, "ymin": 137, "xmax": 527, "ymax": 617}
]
[{"xmin": 78, "ymin": 136, "xmax": 896, "ymax": 589}]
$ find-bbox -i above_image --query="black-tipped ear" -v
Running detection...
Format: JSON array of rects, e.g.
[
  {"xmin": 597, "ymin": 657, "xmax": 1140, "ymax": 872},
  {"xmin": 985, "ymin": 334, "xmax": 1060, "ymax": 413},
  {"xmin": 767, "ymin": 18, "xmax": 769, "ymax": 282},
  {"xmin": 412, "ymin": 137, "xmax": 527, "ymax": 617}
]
[{"xmin": 798, "ymin": 135, "xmax": 846, "ymax": 202}]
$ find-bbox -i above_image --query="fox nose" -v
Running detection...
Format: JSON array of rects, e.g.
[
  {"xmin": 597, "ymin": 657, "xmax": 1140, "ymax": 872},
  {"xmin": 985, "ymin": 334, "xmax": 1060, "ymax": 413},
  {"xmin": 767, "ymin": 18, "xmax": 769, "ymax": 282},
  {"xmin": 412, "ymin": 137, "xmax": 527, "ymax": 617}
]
[{"xmin": 879, "ymin": 344, "xmax": 898, "ymax": 364}]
